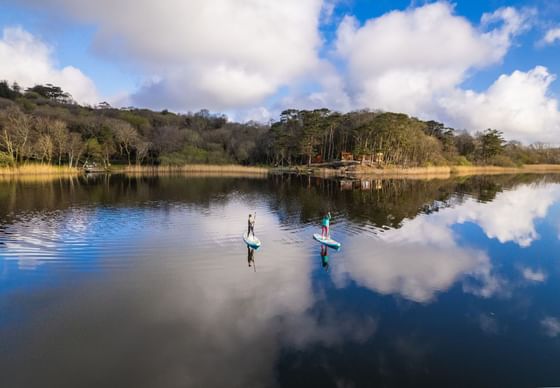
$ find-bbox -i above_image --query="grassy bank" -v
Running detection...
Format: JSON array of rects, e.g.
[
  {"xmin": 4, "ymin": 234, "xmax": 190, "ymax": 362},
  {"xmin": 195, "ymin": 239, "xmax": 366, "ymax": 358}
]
[
  {"xmin": 0, "ymin": 164, "xmax": 79, "ymax": 176},
  {"xmin": 452, "ymin": 164, "xmax": 560, "ymax": 175},
  {"xmin": 117, "ymin": 164, "xmax": 269, "ymax": 175},
  {"xmin": 3, "ymin": 163, "xmax": 560, "ymax": 179},
  {"xmin": 347, "ymin": 164, "xmax": 560, "ymax": 177}
]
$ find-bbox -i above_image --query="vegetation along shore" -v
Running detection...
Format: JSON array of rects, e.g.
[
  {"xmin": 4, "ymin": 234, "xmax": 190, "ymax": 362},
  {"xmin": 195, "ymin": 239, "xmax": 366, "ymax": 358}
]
[{"xmin": 2, "ymin": 81, "xmax": 560, "ymax": 176}]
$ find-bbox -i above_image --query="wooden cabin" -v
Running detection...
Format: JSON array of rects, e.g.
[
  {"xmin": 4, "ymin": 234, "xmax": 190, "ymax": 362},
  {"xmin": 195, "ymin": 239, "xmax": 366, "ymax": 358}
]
[{"xmin": 359, "ymin": 152, "xmax": 384, "ymax": 166}]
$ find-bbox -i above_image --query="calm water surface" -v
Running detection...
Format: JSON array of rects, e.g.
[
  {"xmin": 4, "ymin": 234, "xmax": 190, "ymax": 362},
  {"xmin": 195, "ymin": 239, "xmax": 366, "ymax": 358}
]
[{"xmin": 1, "ymin": 174, "xmax": 560, "ymax": 387}]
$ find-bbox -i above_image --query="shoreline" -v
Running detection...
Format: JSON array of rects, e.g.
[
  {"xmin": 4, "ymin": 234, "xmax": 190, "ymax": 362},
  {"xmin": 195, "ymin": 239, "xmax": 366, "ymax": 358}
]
[
  {"xmin": 117, "ymin": 164, "xmax": 269, "ymax": 175},
  {"xmin": 0, "ymin": 164, "xmax": 269, "ymax": 176},
  {"xmin": 348, "ymin": 164, "xmax": 560, "ymax": 178},
  {"xmin": 3, "ymin": 163, "xmax": 560, "ymax": 179},
  {"xmin": 274, "ymin": 164, "xmax": 560, "ymax": 178}
]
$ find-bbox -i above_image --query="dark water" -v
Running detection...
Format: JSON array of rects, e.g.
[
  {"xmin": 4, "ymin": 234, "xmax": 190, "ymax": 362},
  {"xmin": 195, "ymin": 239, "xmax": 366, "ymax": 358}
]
[{"xmin": 1, "ymin": 174, "xmax": 560, "ymax": 388}]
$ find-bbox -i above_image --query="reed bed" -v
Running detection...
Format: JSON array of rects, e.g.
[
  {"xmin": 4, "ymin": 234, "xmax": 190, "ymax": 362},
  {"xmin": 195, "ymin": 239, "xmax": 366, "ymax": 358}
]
[
  {"xmin": 350, "ymin": 164, "xmax": 560, "ymax": 178},
  {"xmin": 0, "ymin": 164, "xmax": 79, "ymax": 176},
  {"xmin": 451, "ymin": 164, "xmax": 560, "ymax": 176},
  {"xmin": 119, "ymin": 164, "xmax": 269, "ymax": 175},
  {"xmin": 350, "ymin": 165, "xmax": 452, "ymax": 177}
]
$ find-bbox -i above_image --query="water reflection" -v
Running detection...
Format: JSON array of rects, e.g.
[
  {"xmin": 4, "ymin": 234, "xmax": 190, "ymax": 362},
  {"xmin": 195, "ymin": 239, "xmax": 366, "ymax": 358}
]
[
  {"xmin": 320, "ymin": 245, "xmax": 329, "ymax": 271},
  {"xmin": 247, "ymin": 246, "xmax": 256, "ymax": 271},
  {"xmin": 1, "ymin": 174, "xmax": 560, "ymax": 387}
]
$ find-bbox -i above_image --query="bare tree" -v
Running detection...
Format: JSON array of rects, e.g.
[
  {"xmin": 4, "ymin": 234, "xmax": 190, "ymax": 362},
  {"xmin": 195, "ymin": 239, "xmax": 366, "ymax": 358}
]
[
  {"xmin": 0, "ymin": 107, "xmax": 31, "ymax": 164},
  {"xmin": 50, "ymin": 120, "xmax": 69, "ymax": 165},
  {"xmin": 100, "ymin": 140, "xmax": 115, "ymax": 169},
  {"xmin": 36, "ymin": 133, "xmax": 54, "ymax": 164},
  {"xmin": 113, "ymin": 120, "xmax": 139, "ymax": 165},
  {"xmin": 67, "ymin": 132, "xmax": 84, "ymax": 168},
  {"xmin": 135, "ymin": 141, "xmax": 151, "ymax": 165}
]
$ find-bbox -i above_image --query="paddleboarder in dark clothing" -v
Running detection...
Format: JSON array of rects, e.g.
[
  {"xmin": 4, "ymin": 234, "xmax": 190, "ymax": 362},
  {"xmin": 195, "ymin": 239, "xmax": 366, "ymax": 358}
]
[{"xmin": 248, "ymin": 213, "xmax": 256, "ymax": 238}]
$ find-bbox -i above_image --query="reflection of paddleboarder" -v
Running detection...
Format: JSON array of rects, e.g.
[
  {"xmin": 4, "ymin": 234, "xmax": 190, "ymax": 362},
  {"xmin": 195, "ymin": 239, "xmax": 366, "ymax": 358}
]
[
  {"xmin": 247, "ymin": 246, "xmax": 256, "ymax": 271},
  {"xmin": 320, "ymin": 244, "xmax": 329, "ymax": 271}
]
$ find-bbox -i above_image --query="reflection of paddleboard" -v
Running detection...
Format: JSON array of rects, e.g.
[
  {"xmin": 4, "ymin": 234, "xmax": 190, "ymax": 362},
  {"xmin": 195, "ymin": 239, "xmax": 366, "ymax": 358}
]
[
  {"xmin": 243, "ymin": 232, "xmax": 261, "ymax": 249},
  {"xmin": 313, "ymin": 233, "xmax": 341, "ymax": 249}
]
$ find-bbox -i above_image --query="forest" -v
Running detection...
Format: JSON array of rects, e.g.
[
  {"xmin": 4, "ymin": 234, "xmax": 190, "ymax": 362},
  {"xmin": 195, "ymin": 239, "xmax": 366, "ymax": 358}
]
[{"xmin": 1, "ymin": 80, "xmax": 560, "ymax": 169}]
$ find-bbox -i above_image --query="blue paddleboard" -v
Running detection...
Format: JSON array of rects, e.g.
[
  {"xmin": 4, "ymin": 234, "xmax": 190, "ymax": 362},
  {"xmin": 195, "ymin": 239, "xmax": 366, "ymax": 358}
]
[
  {"xmin": 313, "ymin": 233, "xmax": 341, "ymax": 249},
  {"xmin": 243, "ymin": 232, "xmax": 261, "ymax": 249}
]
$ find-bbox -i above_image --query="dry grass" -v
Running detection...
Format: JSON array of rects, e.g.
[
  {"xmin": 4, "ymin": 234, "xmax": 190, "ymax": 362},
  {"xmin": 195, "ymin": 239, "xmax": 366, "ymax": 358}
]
[
  {"xmin": 118, "ymin": 164, "xmax": 269, "ymax": 176},
  {"xmin": 0, "ymin": 164, "xmax": 79, "ymax": 176},
  {"xmin": 3, "ymin": 163, "xmax": 560, "ymax": 180},
  {"xmin": 347, "ymin": 164, "xmax": 560, "ymax": 178},
  {"xmin": 451, "ymin": 164, "xmax": 560, "ymax": 176},
  {"xmin": 349, "ymin": 165, "xmax": 452, "ymax": 178}
]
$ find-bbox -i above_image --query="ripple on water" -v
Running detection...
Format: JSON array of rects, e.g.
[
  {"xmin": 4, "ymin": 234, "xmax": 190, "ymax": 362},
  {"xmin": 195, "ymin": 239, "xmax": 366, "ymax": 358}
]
[
  {"xmin": 0, "ymin": 199, "xmax": 280, "ymax": 273},
  {"xmin": 0, "ymin": 193, "xmax": 376, "ymax": 274},
  {"xmin": 0, "ymin": 207, "xmax": 173, "ymax": 270}
]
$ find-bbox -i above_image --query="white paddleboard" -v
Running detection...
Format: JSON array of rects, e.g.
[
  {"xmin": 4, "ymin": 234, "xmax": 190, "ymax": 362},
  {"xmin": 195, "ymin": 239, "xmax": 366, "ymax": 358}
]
[
  {"xmin": 243, "ymin": 232, "xmax": 261, "ymax": 249},
  {"xmin": 313, "ymin": 233, "xmax": 341, "ymax": 249}
]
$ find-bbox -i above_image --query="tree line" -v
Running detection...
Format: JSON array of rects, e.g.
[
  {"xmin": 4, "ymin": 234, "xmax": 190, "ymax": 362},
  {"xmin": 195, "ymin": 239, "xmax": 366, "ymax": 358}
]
[
  {"xmin": 262, "ymin": 109, "xmax": 560, "ymax": 167},
  {"xmin": 1, "ymin": 81, "xmax": 560, "ymax": 168}
]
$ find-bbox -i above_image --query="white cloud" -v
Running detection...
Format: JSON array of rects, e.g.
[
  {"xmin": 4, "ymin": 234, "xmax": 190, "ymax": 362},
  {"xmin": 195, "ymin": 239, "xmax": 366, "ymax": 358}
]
[
  {"xmin": 541, "ymin": 316, "xmax": 560, "ymax": 337},
  {"xmin": 0, "ymin": 26, "xmax": 99, "ymax": 104},
  {"xmin": 440, "ymin": 66, "xmax": 560, "ymax": 143},
  {"xmin": 275, "ymin": 59, "xmax": 353, "ymax": 114},
  {"xmin": 331, "ymin": 236, "xmax": 492, "ymax": 303},
  {"xmin": 19, "ymin": 0, "xmax": 324, "ymax": 112},
  {"xmin": 520, "ymin": 267, "xmax": 546, "ymax": 282},
  {"xmin": 331, "ymin": 182, "xmax": 560, "ymax": 303},
  {"xmin": 334, "ymin": 2, "xmax": 531, "ymax": 115},
  {"xmin": 10, "ymin": 0, "xmax": 559, "ymax": 143},
  {"xmin": 236, "ymin": 106, "xmax": 273, "ymax": 124},
  {"xmin": 389, "ymin": 183, "xmax": 560, "ymax": 248},
  {"xmin": 543, "ymin": 27, "xmax": 560, "ymax": 45},
  {"xmin": 332, "ymin": 2, "xmax": 560, "ymax": 143},
  {"xmin": 454, "ymin": 183, "xmax": 560, "ymax": 247}
]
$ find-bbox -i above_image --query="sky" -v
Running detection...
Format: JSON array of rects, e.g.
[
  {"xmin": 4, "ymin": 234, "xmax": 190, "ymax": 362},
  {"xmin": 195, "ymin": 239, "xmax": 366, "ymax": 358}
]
[{"xmin": 0, "ymin": 0, "xmax": 559, "ymax": 143}]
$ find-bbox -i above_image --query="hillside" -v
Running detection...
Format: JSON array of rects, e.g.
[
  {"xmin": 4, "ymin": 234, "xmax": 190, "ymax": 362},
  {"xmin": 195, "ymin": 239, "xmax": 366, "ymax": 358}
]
[{"xmin": 1, "ymin": 81, "xmax": 559, "ymax": 170}]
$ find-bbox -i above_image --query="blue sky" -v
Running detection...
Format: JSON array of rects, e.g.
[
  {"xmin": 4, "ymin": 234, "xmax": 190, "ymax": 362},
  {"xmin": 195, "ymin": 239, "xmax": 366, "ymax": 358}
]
[
  {"xmin": 0, "ymin": 4, "xmax": 139, "ymax": 97},
  {"xmin": 1, "ymin": 0, "xmax": 559, "ymax": 142}
]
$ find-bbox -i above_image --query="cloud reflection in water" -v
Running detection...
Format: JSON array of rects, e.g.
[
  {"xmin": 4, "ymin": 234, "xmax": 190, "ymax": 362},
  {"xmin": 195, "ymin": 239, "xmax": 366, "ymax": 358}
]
[{"xmin": 333, "ymin": 183, "xmax": 560, "ymax": 303}]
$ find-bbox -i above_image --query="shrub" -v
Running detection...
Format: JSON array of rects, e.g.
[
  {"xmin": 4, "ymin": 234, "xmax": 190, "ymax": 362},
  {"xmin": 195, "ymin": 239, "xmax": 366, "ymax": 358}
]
[
  {"xmin": 0, "ymin": 151, "xmax": 14, "ymax": 167},
  {"xmin": 159, "ymin": 145, "xmax": 232, "ymax": 165},
  {"xmin": 454, "ymin": 155, "xmax": 472, "ymax": 166},
  {"xmin": 490, "ymin": 154, "xmax": 516, "ymax": 167}
]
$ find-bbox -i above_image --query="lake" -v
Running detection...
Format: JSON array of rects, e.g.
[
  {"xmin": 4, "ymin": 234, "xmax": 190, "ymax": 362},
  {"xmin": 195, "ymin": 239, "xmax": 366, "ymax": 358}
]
[{"xmin": 1, "ymin": 173, "xmax": 560, "ymax": 388}]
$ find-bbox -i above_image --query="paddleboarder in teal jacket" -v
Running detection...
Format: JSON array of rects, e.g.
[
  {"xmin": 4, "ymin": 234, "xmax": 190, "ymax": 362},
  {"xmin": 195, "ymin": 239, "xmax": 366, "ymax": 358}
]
[{"xmin": 321, "ymin": 212, "xmax": 331, "ymax": 239}]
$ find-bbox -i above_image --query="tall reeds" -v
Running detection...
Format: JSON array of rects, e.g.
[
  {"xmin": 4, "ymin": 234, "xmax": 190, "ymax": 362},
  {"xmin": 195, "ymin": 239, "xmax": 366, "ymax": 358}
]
[
  {"xmin": 119, "ymin": 164, "xmax": 269, "ymax": 175},
  {"xmin": 0, "ymin": 164, "xmax": 79, "ymax": 176}
]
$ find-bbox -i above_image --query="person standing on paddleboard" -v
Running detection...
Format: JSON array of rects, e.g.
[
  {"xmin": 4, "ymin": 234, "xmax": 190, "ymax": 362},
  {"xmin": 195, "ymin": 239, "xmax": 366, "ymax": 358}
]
[
  {"xmin": 248, "ymin": 213, "xmax": 256, "ymax": 238},
  {"xmin": 321, "ymin": 212, "xmax": 331, "ymax": 239}
]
